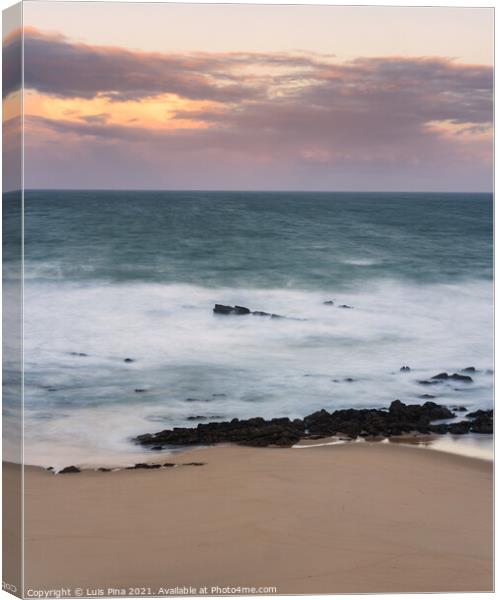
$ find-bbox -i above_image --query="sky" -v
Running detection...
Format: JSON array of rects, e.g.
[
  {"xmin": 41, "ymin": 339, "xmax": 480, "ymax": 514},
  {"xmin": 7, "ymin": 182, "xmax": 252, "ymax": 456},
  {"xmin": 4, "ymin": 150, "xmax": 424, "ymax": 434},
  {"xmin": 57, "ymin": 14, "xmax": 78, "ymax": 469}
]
[{"xmin": 3, "ymin": 2, "xmax": 494, "ymax": 191}]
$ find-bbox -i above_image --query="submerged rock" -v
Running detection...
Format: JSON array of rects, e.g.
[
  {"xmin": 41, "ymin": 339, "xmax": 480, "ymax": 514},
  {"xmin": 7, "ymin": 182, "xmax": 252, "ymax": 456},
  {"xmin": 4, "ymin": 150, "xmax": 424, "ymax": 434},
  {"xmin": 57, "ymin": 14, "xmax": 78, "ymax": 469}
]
[
  {"xmin": 124, "ymin": 358, "xmax": 135, "ymax": 363},
  {"xmin": 400, "ymin": 366, "xmax": 411, "ymax": 372},
  {"xmin": 323, "ymin": 300, "xmax": 335, "ymax": 305},
  {"xmin": 462, "ymin": 367, "xmax": 477, "ymax": 373},
  {"xmin": 213, "ymin": 304, "xmax": 283, "ymax": 318},
  {"xmin": 338, "ymin": 304, "xmax": 353, "ymax": 309},
  {"xmin": 431, "ymin": 372, "xmax": 473, "ymax": 383}
]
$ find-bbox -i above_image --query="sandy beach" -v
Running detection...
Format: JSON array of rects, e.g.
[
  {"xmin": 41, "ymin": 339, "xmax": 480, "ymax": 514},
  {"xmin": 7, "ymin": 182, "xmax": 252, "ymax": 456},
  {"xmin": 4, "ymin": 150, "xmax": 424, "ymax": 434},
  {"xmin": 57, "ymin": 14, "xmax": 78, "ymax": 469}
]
[{"xmin": 13, "ymin": 443, "xmax": 493, "ymax": 595}]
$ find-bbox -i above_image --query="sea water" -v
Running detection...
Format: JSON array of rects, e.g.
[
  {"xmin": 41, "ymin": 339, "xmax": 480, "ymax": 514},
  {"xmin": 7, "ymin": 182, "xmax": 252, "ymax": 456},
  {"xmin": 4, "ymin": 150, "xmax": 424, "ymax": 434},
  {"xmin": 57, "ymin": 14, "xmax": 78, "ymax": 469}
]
[{"xmin": 4, "ymin": 190, "xmax": 493, "ymax": 467}]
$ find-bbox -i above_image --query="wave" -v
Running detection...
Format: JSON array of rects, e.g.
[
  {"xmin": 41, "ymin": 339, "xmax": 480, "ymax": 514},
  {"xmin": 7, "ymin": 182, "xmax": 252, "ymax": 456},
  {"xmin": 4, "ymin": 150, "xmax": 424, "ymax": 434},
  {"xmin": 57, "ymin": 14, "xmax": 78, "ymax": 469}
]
[{"xmin": 18, "ymin": 278, "xmax": 493, "ymax": 466}]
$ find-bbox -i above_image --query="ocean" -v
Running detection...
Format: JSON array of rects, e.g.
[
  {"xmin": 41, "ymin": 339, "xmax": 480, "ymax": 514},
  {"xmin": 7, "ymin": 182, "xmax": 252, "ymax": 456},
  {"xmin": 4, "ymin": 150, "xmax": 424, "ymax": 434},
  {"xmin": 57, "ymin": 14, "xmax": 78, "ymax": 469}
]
[{"xmin": 4, "ymin": 190, "xmax": 494, "ymax": 467}]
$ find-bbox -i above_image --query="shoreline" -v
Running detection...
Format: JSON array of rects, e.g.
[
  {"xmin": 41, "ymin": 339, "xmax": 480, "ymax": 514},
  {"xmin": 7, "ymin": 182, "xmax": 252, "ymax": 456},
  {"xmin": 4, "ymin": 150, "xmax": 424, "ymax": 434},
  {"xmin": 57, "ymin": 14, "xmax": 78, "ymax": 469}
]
[
  {"xmin": 16, "ymin": 430, "xmax": 495, "ymax": 473},
  {"xmin": 16, "ymin": 442, "xmax": 493, "ymax": 594}
]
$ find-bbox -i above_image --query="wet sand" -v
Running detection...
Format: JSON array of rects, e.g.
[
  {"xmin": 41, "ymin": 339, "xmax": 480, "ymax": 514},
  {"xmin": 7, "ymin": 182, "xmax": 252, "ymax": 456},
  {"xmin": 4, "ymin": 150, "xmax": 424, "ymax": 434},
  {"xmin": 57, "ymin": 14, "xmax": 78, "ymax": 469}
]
[{"xmin": 11, "ymin": 443, "xmax": 493, "ymax": 595}]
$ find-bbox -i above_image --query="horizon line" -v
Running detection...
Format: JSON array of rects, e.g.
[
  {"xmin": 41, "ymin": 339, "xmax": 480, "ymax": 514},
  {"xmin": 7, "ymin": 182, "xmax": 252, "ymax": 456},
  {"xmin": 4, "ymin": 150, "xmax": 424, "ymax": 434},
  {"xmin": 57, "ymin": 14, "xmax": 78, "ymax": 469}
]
[{"xmin": 6, "ymin": 188, "xmax": 494, "ymax": 195}]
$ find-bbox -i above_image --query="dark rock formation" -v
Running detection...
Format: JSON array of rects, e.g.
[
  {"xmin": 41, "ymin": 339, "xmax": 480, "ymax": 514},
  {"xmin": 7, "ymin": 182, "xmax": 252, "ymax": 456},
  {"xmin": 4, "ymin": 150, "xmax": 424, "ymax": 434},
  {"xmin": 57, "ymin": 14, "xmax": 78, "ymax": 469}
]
[
  {"xmin": 70, "ymin": 352, "xmax": 88, "ymax": 357},
  {"xmin": 136, "ymin": 416, "xmax": 306, "ymax": 448},
  {"xmin": 447, "ymin": 421, "xmax": 471, "ymax": 435},
  {"xmin": 182, "ymin": 462, "xmax": 206, "ymax": 466},
  {"xmin": 127, "ymin": 463, "xmax": 162, "ymax": 470},
  {"xmin": 400, "ymin": 366, "xmax": 411, "ymax": 372},
  {"xmin": 467, "ymin": 409, "xmax": 493, "ymax": 419},
  {"xmin": 135, "ymin": 389, "xmax": 147, "ymax": 393},
  {"xmin": 134, "ymin": 401, "xmax": 492, "ymax": 449},
  {"xmin": 462, "ymin": 367, "xmax": 477, "ymax": 373},
  {"xmin": 451, "ymin": 406, "xmax": 467, "ymax": 412},
  {"xmin": 124, "ymin": 358, "xmax": 135, "ymax": 363},
  {"xmin": 338, "ymin": 304, "xmax": 353, "ymax": 309},
  {"xmin": 185, "ymin": 397, "xmax": 211, "ymax": 403},
  {"xmin": 59, "ymin": 465, "xmax": 80, "ymax": 474},
  {"xmin": 419, "ymin": 394, "xmax": 436, "ymax": 399},
  {"xmin": 431, "ymin": 372, "xmax": 473, "ymax": 382},
  {"xmin": 466, "ymin": 409, "xmax": 493, "ymax": 434},
  {"xmin": 323, "ymin": 300, "xmax": 335, "ymax": 305},
  {"xmin": 213, "ymin": 304, "xmax": 283, "ymax": 318},
  {"xmin": 97, "ymin": 467, "xmax": 112, "ymax": 472}
]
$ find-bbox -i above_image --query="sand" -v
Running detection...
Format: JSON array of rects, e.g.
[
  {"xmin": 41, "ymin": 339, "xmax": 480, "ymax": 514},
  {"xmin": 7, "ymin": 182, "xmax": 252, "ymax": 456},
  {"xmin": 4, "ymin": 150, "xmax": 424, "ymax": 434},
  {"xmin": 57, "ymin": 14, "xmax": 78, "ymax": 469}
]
[{"xmin": 9, "ymin": 443, "xmax": 493, "ymax": 595}]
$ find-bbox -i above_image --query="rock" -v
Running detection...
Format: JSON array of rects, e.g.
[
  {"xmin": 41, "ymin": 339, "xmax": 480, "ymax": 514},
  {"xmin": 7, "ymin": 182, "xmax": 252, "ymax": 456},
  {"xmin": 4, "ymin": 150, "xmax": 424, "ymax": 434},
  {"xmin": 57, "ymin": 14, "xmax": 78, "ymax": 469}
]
[
  {"xmin": 187, "ymin": 416, "xmax": 207, "ymax": 421},
  {"xmin": 185, "ymin": 398, "xmax": 210, "ymax": 403},
  {"xmin": 136, "ymin": 416, "xmax": 306, "ymax": 448},
  {"xmin": 431, "ymin": 372, "xmax": 473, "ymax": 383},
  {"xmin": 124, "ymin": 358, "xmax": 135, "ymax": 363},
  {"xmin": 467, "ymin": 409, "xmax": 493, "ymax": 419},
  {"xmin": 451, "ymin": 406, "xmax": 467, "ymax": 412},
  {"xmin": 338, "ymin": 304, "xmax": 353, "ymax": 309},
  {"xmin": 97, "ymin": 467, "xmax": 112, "ymax": 472},
  {"xmin": 431, "ymin": 372, "xmax": 449, "ymax": 380},
  {"xmin": 470, "ymin": 418, "xmax": 493, "ymax": 434},
  {"xmin": 213, "ymin": 304, "xmax": 287, "ymax": 319},
  {"xmin": 418, "ymin": 380, "xmax": 441, "ymax": 385},
  {"xmin": 213, "ymin": 304, "xmax": 238, "ymax": 315},
  {"xmin": 419, "ymin": 394, "xmax": 435, "ymax": 399},
  {"xmin": 134, "ymin": 402, "xmax": 491, "ymax": 448},
  {"xmin": 182, "ymin": 462, "xmax": 206, "ymax": 466},
  {"xmin": 70, "ymin": 352, "xmax": 88, "ymax": 357},
  {"xmin": 448, "ymin": 421, "xmax": 471, "ymax": 435},
  {"xmin": 345, "ymin": 378, "xmax": 355, "ymax": 382},
  {"xmin": 400, "ymin": 366, "xmax": 411, "ymax": 372},
  {"xmin": 450, "ymin": 373, "xmax": 473, "ymax": 382},
  {"xmin": 323, "ymin": 300, "xmax": 335, "ymax": 305},
  {"xmin": 59, "ymin": 466, "xmax": 80, "ymax": 474},
  {"xmin": 128, "ymin": 463, "xmax": 161, "ymax": 470},
  {"xmin": 163, "ymin": 463, "xmax": 176, "ymax": 467},
  {"xmin": 151, "ymin": 446, "xmax": 163, "ymax": 451},
  {"xmin": 46, "ymin": 467, "xmax": 54, "ymax": 471},
  {"xmin": 428, "ymin": 424, "xmax": 449, "ymax": 434},
  {"xmin": 462, "ymin": 367, "xmax": 477, "ymax": 373},
  {"xmin": 134, "ymin": 389, "xmax": 147, "ymax": 393}
]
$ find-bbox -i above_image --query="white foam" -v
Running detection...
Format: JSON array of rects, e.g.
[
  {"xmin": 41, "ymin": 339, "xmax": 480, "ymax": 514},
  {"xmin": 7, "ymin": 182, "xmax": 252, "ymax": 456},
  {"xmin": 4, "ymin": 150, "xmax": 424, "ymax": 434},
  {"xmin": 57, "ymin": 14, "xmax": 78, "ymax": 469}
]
[{"xmin": 22, "ymin": 278, "xmax": 493, "ymax": 466}]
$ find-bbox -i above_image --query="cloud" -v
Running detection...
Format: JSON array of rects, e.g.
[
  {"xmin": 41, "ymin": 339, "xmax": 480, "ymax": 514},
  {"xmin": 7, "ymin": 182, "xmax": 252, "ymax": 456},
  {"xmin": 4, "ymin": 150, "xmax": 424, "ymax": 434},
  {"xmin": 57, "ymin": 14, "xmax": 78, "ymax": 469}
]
[
  {"xmin": 18, "ymin": 28, "xmax": 493, "ymax": 190},
  {"xmin": 19, "ymin": 29, "xmax": 290, "ymax": 103}
]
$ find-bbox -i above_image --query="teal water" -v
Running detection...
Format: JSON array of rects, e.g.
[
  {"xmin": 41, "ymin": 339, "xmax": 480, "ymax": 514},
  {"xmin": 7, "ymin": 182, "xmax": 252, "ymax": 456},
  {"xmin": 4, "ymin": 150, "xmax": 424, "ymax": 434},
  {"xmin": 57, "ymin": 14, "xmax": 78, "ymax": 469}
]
[
  {"xmin": 22, "ymin": 190, "xmax": 493, "ymax": 286},
  {"xmin": 4, "ymin": 190, "xmax": 494, "ymax": 467}
]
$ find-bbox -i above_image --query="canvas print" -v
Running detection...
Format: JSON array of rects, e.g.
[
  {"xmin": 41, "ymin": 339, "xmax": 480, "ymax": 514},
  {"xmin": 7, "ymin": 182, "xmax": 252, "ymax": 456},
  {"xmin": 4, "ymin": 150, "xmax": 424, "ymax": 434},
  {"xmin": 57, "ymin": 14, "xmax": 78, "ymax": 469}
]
[{"xmin": 2, "ymin": 2, "xmax": 494, "ymax": 597}]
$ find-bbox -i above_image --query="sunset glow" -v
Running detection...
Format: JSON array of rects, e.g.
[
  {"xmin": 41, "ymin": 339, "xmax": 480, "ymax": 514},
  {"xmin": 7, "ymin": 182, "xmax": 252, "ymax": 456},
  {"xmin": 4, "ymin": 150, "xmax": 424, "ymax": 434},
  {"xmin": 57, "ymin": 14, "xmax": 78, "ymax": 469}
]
[{"xmin": 4, "ymin": 2, "xmax": 494, "ymax": 191}]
